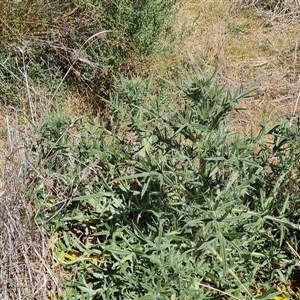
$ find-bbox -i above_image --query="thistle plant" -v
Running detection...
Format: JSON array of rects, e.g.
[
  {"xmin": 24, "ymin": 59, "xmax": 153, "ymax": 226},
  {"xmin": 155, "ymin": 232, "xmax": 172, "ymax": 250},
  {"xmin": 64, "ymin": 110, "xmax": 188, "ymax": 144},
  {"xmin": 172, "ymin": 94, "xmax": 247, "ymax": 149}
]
[{"xmin": 27, "ymin": 71, "xmax": 300, "ymax": 299}]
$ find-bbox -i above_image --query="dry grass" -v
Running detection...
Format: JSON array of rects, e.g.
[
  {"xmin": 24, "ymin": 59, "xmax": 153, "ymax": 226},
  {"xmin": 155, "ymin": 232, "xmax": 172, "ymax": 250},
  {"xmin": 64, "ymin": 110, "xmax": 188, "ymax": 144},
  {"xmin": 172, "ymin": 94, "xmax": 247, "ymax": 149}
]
[
  {"xmin": 177, "ymin": 0, "xmax": 300, "ymax": 134},
  {"xmin": 0, "ymin": 121, "xmax": 60, "ymax": 300}
]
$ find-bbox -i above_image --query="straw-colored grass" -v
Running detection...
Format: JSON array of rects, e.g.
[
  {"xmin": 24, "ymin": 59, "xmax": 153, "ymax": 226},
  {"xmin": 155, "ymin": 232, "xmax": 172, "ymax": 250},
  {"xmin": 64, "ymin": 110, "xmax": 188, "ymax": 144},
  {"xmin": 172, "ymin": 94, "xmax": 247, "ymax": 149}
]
[
  {"xmin": 0, "ymin": 122, "xmax": 60, "ymax": 300},
  {"xmin": 176, "ymin": 0, "xmax": 300, "ymax": 134}
]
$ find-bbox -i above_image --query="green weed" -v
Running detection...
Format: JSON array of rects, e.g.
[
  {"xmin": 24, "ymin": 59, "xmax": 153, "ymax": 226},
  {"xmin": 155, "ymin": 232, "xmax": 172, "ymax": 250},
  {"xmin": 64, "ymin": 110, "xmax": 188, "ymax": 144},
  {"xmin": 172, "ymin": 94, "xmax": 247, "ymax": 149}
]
[{"xmin": 27, "ymin": 71, "xmax": 300, "ymax": 299}]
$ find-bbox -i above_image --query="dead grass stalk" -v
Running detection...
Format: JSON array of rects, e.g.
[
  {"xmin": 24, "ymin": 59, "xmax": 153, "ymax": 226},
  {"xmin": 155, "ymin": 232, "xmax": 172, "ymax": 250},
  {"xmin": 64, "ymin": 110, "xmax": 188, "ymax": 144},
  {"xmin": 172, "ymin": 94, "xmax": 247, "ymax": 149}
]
[{"xmin": 0, "ymin": 121, "xmax": 60, "ymax": 300}]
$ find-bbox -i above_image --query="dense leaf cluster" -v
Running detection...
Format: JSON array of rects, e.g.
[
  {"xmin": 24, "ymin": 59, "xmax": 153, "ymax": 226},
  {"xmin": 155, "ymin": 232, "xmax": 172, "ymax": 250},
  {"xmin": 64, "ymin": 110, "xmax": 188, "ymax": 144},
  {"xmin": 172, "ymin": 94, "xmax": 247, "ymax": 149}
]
[{"xmin": 29, "ymin": 72, "xmax": 300, "ymax": 299}]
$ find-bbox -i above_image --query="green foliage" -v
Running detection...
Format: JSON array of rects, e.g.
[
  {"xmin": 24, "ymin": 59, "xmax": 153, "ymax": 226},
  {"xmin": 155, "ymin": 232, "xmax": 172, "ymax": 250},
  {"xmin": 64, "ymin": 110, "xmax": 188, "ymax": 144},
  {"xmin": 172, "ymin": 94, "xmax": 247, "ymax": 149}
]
[
  {"xmin": 27, "ymin": 71, "xmax": 300, "ymax": 299},
  {"xmin": 77, "ymin": 0, "xmax": 177, "ymax": 59},
  {"xmin": 0, "ymin": 0, "xmax": 177, "ymax": 106}
]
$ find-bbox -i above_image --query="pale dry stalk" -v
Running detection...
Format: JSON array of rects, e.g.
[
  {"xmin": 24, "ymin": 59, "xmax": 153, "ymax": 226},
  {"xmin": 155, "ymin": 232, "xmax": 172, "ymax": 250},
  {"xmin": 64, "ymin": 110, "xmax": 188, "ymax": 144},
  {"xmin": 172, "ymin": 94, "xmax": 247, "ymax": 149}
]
[{"xmin": 0, "ymin": 122, "xmax": 60, "ymax": 300}]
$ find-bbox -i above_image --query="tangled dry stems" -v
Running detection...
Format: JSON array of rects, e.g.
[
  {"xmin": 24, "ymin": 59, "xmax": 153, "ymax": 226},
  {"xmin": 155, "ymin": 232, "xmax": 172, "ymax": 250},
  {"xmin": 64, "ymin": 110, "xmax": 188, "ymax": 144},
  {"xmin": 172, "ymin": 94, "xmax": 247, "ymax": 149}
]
[
  {"xmin": 0, "ymin": 124, "xmax": 59, "ymax": 300},
  {"xmin": 233, "ymin": 0, "xmax": 300, "ymax": 19}
]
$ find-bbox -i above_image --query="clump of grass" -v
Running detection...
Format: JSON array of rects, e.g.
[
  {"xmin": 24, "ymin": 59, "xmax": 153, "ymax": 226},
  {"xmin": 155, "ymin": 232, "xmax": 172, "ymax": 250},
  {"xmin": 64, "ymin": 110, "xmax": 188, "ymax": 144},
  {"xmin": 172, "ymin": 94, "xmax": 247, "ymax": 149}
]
[
  {"xmin": 0, "ymin": 0, "xmax": 178, "ymax": 110},
  {"xmin": 77, "ymin": 0, "xmax": 178, "ymax": 59},
  {"xmin": 26, "ymin": 71, "xmax": 300, "ymax": 299}
]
